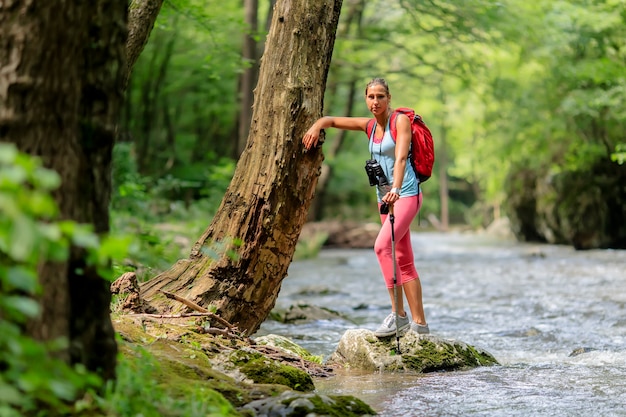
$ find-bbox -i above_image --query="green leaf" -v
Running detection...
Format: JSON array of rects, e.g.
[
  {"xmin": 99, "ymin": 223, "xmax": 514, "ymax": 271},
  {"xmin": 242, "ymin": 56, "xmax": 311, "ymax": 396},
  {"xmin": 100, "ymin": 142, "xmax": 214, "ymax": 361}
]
[
  {"xmin": 27, "ymin": 192, "xmax": 58, "ymax": 217},
  {"xmin": 0, "ymin": 165, "xmax": 27, "ymax": 189},
  {"xmin": 71, "ymin": 228, "xmax": 100, "ymax": 250},
  {"xmin": 5, "ymin": 267, "xmax": 38, "ymax": 294},
  {"xmin": 0, "ymin": 143, "xmax": 18, "ymax": 164},
  {"xmin": 0, "ymin": 383, "xmax": 22, "ymax": 405},
  {"xmin": 8, "ymin": 215, "xmax": 36, "ymax": 262},
  {"xmin": 2, "ymin": 296, "xmax": 40, "ymax": 319},
  {"xmin": 31, "ymin": 166, "xmax": 61, "ymax": 190}
]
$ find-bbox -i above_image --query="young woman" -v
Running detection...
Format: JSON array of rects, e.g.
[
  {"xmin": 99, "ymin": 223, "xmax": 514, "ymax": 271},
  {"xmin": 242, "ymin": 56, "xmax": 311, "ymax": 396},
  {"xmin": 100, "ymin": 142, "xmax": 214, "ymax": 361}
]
[{"xmin": 302, "ymin": 77, "xmax": 429, "ymax": 336}]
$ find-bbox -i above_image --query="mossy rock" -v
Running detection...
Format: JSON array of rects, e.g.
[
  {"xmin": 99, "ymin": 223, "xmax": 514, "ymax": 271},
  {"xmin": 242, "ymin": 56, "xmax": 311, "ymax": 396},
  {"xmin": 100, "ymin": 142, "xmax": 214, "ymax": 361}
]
[
  {"xmin": 121, "ymin": 337, "xmax": 287, "ymax": 408},
  {"xmin": 241, "ymin": 390, "xmax": 376, "ymax": 417},
  {"xmin": 113, "ymin": 315, "xmax": 290, "ymax": 408},
  {"xmin": 327, "ymin": 329, "xmax": 499, "ymax": 372},
  {"xmin": 228, "ymin": 349, "xmax": 315, "ymax": 392},
  {"xmin": 254, "ymin": 334, "xmax": 323, "ymax": 363}
]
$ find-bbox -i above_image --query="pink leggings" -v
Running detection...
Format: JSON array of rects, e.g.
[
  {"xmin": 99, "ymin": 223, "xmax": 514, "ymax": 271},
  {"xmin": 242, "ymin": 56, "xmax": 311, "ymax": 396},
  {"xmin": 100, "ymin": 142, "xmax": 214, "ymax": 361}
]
[{"xmin": 375, "ymin": 194, "xmax": 422, "ymax": 288}]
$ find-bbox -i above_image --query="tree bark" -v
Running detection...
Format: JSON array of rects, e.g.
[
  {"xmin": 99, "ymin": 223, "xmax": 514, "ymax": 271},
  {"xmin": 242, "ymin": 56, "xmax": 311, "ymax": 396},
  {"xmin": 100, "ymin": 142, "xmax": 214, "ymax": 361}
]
[
  {"xmin": 141, "ymin": 0, "xmax": 343, "ymax": 334},
  {"xmin": 0, "ymin": 0, "xmax": 127, "ymax": 380},
  {"xmin": 126, "ymin": 0, "xmax": 165, "ymax": 88}
]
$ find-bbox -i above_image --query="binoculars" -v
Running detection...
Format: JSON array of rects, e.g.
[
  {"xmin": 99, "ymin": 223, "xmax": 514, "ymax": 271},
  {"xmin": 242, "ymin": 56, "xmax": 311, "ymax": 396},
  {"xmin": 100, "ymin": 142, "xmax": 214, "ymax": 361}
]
[{"xmin": 365, "ymin": 159, "xmax": 389, "ymax": 187}]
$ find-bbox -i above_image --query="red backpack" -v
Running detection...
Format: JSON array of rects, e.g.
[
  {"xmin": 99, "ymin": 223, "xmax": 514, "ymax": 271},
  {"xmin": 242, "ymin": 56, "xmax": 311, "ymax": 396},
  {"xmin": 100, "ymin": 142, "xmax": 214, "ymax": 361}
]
[{"xmin": 366, "ymin": 107, "xmax": 435, "ymax": 183}]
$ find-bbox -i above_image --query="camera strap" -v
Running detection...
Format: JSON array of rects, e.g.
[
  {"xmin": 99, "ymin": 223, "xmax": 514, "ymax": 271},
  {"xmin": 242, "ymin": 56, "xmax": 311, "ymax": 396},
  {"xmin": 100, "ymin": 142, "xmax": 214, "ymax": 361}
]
[{"xmin": 368, "ymin": 120, "xmax": 386, "ymax": 159}]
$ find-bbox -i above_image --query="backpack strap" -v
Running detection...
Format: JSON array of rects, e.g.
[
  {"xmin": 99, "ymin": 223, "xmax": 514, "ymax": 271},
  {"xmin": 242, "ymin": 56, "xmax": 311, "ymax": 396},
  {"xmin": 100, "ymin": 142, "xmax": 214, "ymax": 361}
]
[
  {"xmin": 389, "ymin": 108, "xmax": 416, "ymax": 143},
  {"xmin": 389, "ymin": 111, "xmax": 399, "ymax": 143},
  {"xmin": 365, "ymin": 118, "xmax": 376, "ymax": 140}
]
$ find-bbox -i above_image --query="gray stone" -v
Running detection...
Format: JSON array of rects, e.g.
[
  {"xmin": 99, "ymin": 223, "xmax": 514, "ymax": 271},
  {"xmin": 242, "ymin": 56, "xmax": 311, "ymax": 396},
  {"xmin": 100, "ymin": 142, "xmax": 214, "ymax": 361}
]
[
  {"xmin": 241, "ymin": 390, "xmax": 375, "ymax": 417},
  {"xmin": 269, "ymin": 303, "xmax": 347, "ymax": 324},
  {"xmin": 255, "ymin": 334, "xmax": 314, "ymax": 358},
  {"xmin": 326, "ymin": 329, "xmax": 499, "ymax": 373}
]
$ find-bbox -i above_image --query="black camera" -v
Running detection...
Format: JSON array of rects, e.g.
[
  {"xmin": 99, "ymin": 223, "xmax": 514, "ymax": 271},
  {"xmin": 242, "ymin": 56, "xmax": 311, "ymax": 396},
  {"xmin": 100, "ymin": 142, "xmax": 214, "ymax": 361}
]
[{"xmin": 364, "ymin": 159, "xmax": 389, "ymax": 187}]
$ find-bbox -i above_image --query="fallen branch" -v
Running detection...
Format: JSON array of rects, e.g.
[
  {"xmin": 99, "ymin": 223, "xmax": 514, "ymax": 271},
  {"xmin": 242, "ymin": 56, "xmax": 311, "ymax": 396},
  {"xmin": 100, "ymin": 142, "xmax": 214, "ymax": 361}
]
[
  {"xmin": 129, "ymin": 311, "xmax": 235, "ymax": 330},
  {"xmin": 129, "ymin": 312, "xmax": 210, "ymax": 318},
  {"xmin": 204, "ymin": 327, "xmax": 231, "ymax": 337},
  {"xmin": 160, "ymin": 290, "xmax": 208, "ymax": 313}
]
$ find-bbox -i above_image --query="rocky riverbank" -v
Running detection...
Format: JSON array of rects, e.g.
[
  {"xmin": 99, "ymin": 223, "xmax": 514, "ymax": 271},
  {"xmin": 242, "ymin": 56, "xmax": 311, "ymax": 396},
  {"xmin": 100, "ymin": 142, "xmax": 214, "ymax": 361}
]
[
  {"xmin": 111, "ymin": 272, "xmax": 499, "ymax": 416},
  {"xmin": 112, "ymin": 314, "xmax": 376, "ymax": 416}
]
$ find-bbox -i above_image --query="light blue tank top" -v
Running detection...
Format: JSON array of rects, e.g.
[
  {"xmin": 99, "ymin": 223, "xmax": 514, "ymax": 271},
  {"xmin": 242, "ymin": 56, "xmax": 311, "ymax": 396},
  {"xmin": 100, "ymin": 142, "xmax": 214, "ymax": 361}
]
[{"xmin": 369, "ymin": 118, "xmax": 420, "ymax": 203}]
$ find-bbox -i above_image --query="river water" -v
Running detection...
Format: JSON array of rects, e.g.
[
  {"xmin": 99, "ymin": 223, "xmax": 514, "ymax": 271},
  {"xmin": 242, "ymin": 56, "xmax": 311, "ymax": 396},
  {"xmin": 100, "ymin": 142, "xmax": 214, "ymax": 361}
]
[{"xmin": 256, "ymin": 231, "xmax": 626, "ymax": 416}]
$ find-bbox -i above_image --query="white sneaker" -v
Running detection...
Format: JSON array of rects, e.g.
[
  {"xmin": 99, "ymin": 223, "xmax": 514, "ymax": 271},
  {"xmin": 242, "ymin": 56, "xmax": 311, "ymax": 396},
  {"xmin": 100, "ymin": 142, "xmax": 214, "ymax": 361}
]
[{"xmin": 374, "ymin": 313, "xmax": 410, "ymax": 337}]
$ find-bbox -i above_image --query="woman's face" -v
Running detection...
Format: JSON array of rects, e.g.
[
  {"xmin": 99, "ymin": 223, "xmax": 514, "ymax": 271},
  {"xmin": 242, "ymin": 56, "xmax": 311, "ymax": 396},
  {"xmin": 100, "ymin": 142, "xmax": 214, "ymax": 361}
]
[{"xmin": 365, "ymin": 84, "xmax": 390, "ymax": 117}]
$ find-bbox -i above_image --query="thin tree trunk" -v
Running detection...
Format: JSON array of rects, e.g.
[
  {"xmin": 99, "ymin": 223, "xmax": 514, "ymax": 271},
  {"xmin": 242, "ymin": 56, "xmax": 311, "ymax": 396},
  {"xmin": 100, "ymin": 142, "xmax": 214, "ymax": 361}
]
[
  {"xmin": 307, "ymin": 0, "xmax": 365, "ymax": 220},
  {"xmin": 141, "ymin": 0, "xmax": 343, "ymax": 335},
  {"xmin": 126, "ymin": 0, "xmax": 165, "ymax": 88},
  {"xmin": 237, "ymin": 0, "xmax": 260, "ymax": 157},
  {"xmin": 438, "ymin": 85, "xmax": 449, "ymax": 230},
  {"xmin": 136, "ymin": 29, "xmax": 176, "ymax": 174},
  {"xmin": 162, "ymin": 97, "xmax": 176, "ymax": 172},
  {"xmin": 308, "ymin": 78, "xmax": 358, "ymax": 220}
]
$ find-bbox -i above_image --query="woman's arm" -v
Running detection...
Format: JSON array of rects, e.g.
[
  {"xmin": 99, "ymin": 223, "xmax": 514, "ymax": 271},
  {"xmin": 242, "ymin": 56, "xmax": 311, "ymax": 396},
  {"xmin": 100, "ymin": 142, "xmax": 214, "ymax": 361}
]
[{"xmin": 302, "ymin": 116, "xmax": 370, "ymax": 150}]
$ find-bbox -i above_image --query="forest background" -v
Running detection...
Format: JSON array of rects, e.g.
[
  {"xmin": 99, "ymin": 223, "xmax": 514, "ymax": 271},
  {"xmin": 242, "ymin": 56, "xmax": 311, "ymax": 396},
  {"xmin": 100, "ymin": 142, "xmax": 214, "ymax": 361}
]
[
  {"xmin": 114, "ymin": 0, "xmax": 625, "ymax": 278},
  {"xmin": 1, "ymin": 0, "xmax": 624, "ymax": 415}
]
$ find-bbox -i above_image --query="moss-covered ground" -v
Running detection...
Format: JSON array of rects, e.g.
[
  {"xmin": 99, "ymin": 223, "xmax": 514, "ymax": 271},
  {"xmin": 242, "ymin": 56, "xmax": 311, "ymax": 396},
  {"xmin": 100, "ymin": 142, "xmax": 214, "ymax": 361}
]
[{"xmin": 110, "ymin": 314, "xmax": 375, "ymax": 416}]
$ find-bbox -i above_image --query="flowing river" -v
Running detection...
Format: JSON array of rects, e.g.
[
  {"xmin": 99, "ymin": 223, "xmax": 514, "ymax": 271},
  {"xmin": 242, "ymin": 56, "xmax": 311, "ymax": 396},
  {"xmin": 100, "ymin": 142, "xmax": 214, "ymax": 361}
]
[{"xmin": 256, "ymin": 231, "xmax": 626, "ymax": 416}]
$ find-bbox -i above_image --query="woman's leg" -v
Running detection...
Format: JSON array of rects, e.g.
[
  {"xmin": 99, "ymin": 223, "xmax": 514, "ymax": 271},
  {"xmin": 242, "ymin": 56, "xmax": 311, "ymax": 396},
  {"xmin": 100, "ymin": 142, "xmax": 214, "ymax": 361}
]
[
  {"xmin": 374, "ymin": 195, "xmax": 420, "ymax": 317},
  {"xmin": 396, "ymin": 194, "xmax": 427, "ymax": 326},
  {"xmin": 375, "ymin": 195, "xmax": 427, "ymax": 327},
  {"xmin": 403, "ymin": 277, "xmax": 426, "ymax": 326},
  {"xmin": 384, "ymin": 286, "xmax": 405, "ymax": 316}
]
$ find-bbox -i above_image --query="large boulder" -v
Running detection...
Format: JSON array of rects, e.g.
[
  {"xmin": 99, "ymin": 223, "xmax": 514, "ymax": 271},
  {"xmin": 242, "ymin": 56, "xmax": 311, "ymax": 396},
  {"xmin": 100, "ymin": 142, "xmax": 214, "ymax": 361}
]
[
  {"xmin": 327, "ymin": 329, "xmax": 499, "ymax": 373},
  {"xmin": 505, "ymin": 159, "xmax": 626, "ymax": 249}
]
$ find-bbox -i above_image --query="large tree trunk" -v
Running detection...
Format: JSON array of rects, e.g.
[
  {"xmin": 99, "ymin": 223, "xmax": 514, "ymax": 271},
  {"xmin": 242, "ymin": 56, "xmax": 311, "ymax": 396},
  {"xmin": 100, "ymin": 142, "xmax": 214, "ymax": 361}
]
[
  {"xmin": 0, "ymin": 0, "xmax": 127, "ymax": 379},
  {"xmin": 141, "ymin": 0, "xmax": 343, "ymax": 334}
]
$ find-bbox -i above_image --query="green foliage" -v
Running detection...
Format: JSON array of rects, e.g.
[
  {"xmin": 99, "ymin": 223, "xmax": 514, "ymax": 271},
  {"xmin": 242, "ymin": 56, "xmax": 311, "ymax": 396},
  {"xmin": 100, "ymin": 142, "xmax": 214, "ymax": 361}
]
[
  {"xmin": 111, "ymin": 140, "xmax": 235, "ymax": 280},
  {"xmin": 119, "ymin": 0, "xmax": 625, "ymax": 235},
  {"xmin": 111, "ymin": 142, "xmax": 234, "ymax": 220},
  {"xmin": 121, "ymin": 0, "xmax": 244, "ymax": 186},
  {"xmin": 294, "ymin": 232, "xmax": 329, "ymax": 260},
  {"xmin": 110, "ymin": 212, "xmax": 200, "ymax": 281},
  {"xmin": 612, "ymin": 143, "xmax": 626, "ymax": 164},
  {"xmin": 0, "ymin": 144, "xmax": 105, "ymax": 415}
]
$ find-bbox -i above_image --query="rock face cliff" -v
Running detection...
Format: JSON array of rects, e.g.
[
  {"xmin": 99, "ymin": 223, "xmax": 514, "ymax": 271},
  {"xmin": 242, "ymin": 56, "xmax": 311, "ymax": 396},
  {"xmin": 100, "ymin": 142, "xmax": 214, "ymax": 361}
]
[{"xmin": 505, "ymin": 159, "xmax": 626, "ymax": 250}]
